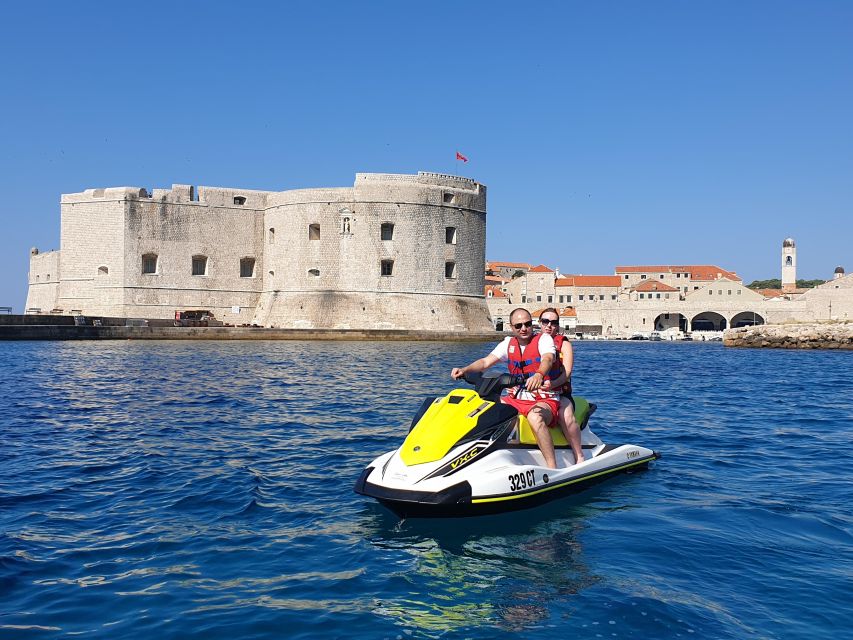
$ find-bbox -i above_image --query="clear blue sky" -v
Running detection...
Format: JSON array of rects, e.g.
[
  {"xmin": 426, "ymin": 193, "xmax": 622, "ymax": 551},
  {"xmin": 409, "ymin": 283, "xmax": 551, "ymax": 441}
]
[{"xmin": 2, "ymin": 1, "xmax": 851, "ymax": 311}]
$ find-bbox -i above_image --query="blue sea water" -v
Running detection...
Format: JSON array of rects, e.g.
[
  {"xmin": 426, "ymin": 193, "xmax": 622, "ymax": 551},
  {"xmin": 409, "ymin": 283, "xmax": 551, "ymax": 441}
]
[{"xmin": 0, "ymin": 340, "xmax": 851, "ymax": 639}]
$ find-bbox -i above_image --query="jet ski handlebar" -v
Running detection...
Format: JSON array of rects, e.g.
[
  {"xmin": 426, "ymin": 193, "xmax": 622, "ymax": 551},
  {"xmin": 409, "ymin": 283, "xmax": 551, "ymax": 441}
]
[{"xmin": 462, "ymin": 372, "xmax": 526, "ymax": 398}]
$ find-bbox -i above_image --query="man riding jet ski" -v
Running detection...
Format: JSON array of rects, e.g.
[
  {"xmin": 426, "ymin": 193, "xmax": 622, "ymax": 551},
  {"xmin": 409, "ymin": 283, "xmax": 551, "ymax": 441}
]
[{"xmin": 354, "ymin": 371, "xmax": 659, "ymax": 518}]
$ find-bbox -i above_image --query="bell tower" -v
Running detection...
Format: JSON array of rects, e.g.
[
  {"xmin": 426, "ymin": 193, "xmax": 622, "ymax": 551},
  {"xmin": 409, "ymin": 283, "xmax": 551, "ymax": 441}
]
[{"xmin": 781, "ymin": 237, "xmax": 797, "ymax": 293}]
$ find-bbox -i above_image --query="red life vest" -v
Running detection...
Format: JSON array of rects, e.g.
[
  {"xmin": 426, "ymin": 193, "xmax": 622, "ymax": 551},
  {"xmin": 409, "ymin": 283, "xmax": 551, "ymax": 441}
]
[
  {"xmin": 507, "ymin": 333, "xmax": 554, "ymax": 382},
  {"xmin": 550, "ymin": 333, "xmax": 573, "ymax": 396}
]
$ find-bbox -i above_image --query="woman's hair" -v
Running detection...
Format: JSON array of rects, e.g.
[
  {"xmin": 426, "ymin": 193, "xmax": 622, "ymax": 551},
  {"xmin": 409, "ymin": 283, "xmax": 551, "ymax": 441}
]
[{"xmin": 539, "ymin": 307, "xmax": 559, "ymax": 320}]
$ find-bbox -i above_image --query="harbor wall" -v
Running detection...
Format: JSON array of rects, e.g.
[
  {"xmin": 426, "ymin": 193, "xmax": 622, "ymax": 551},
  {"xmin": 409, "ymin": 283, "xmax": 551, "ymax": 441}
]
[{"xmin": 723, "ymin": 322, "xmax": 853, "ymax": 349}]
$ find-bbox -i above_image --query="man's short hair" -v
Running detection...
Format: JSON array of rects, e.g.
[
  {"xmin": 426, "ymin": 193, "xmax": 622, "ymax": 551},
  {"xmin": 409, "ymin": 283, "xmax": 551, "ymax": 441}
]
[{"xmin": 509, "ymin": 308, "xmax": 531, "ymax": 322}]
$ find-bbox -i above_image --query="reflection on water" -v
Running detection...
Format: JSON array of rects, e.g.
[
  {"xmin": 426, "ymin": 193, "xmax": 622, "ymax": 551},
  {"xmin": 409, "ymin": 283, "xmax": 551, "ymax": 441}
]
[{"xmin": 1, "ymin": 340, "xmax": 851, "ymax": 639}]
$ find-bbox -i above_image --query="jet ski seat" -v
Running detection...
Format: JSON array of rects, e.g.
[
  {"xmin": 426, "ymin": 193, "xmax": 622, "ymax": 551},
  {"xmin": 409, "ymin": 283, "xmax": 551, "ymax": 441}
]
[{"xmin": 517, "ymin": 396, "xmax": 596, "ymax": 446}]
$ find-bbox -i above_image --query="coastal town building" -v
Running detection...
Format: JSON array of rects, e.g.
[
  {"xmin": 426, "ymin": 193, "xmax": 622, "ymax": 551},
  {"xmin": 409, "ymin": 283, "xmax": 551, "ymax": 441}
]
[
  {"xmin": 486, "ymin": 238, "xmax": 852, "ymax": 336},
  {"xmin": 25, "ymin": 172, "xmax": 492, "ymax": 331}
]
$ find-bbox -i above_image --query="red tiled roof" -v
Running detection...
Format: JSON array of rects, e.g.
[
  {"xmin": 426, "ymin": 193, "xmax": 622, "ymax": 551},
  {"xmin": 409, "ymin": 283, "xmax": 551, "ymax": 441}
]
[
  {"xmin": 634, "ymin": 280, "xmax": 679, "ymax": 292},
  {"xmin": 528, "ymin": 264, "xmax": 555, "ymax": 273},
  {"xmin": 560, "ymin": 307, "xmax": 577, "ymax": 317},
  {"xmin": 556, "ymin": 275, "xmax": 621, "ymax": 287},
  {"xmin": 485, "ymin": 285, "xmax": 507, "ymax": 298},
  {"xmin": 614, "ymin": 265, "xmax": 740, "ymax": 281},
  {"xmin": 757, "ymin": 288, "xmax": 784, "ymax": 298}
]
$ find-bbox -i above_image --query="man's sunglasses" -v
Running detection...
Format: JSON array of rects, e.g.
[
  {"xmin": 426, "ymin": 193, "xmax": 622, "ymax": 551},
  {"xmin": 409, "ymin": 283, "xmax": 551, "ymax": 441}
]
[
  {"xmin": 512, "ymin": 320, "xmax": 533, "ymax": 330},
  {"xmin": 539, "ymin": 318, "xmax": 560, "ymax": 326}
]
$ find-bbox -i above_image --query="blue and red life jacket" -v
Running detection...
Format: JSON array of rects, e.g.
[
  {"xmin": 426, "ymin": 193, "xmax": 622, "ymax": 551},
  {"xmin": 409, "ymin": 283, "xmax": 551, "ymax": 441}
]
[{"xmin": 508, "ymin": 333, "xmax": 554, "ymax": 383}]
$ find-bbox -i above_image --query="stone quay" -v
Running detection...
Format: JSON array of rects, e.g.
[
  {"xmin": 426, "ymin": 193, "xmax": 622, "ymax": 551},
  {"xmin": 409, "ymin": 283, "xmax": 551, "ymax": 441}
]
[{"xmin": 723, "ymin": 322, "xmax": 853, "ymax": 350}]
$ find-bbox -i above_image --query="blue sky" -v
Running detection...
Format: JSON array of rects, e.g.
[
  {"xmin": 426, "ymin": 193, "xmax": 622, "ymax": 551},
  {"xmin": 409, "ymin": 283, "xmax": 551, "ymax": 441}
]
[{"xmin": 1, "ymin": 1, "xmax": 851, "ymax": 311}]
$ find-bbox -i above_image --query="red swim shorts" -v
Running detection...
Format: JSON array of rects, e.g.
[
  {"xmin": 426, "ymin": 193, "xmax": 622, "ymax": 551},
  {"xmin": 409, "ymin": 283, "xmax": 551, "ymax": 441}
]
[{"xmin": 501, "ymin": 394, "xmax": 559, "ymax": 426}]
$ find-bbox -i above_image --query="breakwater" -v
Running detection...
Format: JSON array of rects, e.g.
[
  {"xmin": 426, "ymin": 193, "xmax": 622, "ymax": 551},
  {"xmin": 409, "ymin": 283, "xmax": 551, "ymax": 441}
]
[{"xmin": 724, "ymin": 322, "xmax": 853, "ymax": 349}]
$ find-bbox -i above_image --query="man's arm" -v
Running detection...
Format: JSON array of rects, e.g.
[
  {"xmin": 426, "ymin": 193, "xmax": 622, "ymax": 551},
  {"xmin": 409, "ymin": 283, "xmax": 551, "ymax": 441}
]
[
  {"xmin": 549, "ymin": 341, "xmax": 574, "ymax": 388},
  {"xmin": 451, "ymin": 354, "xmax": 500, "ymax": 380},
  {"xmin": 525, "ymin": 352, "xmax": 554, "ymax": 391}
]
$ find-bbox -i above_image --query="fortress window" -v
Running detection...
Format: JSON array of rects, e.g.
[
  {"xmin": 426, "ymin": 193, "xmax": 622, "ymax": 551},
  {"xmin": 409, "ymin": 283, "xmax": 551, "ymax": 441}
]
[
  {"xmin": 308, "ymin": 268, "xmax": 320, "ymax": 277},
  {"xmin": 240, "ymin": 258, "xmax": 255, "ymax": 278},
  {"xmin": 445, "ymin": 227, "xmax": 457, "ymax": 244},
  {"xmin": 142, "ymin": 253, "xmax": 158, "ymax": 274},
  {"xmin": 192, "ymin": 255, "xmax": 208, "ymax": 276},
  {"xmin": 443, "ymin": 192, "xmax": 455, "ymax": 204},
  {"xmin": 97, "ymin": 266, "xmax": 109, "ymax": 276},
  {"xmin": 269, "ymin": 228, "xmax": 275, "ymax": 244},
  {"xmin": 381, "ymin": 260, "xmax": 394, "ymax": 276},
  {"xmin": 445, "ymin": 261, "xmax": 457, "ymax": 279},
  {"xmin": 46, "ymin": 274, "xmax": 50, "ymax": 281},
  {"xmin": 341, "ymin": 217, "xmax": 351, "ymax": 234},
  {"xmin": 381, "ymin": 223, "xmax": 394, "ymax": 241},
  {"xmin": 233, "ymin": 196, "xmax": 247, "ymax": 206},
  {"xmin": 269, "ymin": 270, "xmax": 275, "ymax": 277},
  {"xmin": 309, "ymin": 224, "xmax": 321, "ymax": 240}
]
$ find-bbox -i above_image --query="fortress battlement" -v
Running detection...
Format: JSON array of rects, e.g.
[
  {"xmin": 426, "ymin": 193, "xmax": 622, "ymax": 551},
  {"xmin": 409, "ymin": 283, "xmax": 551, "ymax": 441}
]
[{"xmin": 28, "ymin": 172, "xmax": 492, "ymax": 331}]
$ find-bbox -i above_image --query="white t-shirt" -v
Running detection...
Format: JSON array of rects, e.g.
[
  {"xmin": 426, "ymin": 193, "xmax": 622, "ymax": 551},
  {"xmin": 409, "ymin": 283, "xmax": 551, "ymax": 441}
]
[{"xmin": 489, "ymin": 333, "xmax": 557, "ymax": 401}]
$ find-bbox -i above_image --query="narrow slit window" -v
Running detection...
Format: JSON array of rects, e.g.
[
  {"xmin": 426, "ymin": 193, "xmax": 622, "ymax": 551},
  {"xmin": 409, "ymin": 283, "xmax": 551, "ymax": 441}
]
[
  {"xmin": 309, "ymin": 224, "xmax": 320, "ymax": 240},
  {"xmin": 269, "ymin": 228, "xmax": 275, "ymax": 244}
]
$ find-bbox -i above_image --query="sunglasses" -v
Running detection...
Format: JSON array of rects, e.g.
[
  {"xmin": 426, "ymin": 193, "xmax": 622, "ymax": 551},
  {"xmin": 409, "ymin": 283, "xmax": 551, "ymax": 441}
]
[
  {"xmin": 539, "ymin": 318, "xmax": 560, "ymax": 326},
  {"xmin": 512, "ymin": 320, "xmax": 533, "ymax": 330}
]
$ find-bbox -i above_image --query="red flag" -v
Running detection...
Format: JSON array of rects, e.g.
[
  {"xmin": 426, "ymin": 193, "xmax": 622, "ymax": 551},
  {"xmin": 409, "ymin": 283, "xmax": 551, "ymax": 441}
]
[{"xmin": 456, "ymin": 151, "xmax": 468, "ymax": 163}]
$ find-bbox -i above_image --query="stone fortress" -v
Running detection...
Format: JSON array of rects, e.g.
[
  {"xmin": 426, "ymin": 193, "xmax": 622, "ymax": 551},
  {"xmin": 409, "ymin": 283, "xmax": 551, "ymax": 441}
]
[
  {"xmin": 485, "ymin": 238, "xmax": 852, "ymax": 337},
  {"xmin": 25, "ymin": 172, "xmax": 493, "ymax": 331}
]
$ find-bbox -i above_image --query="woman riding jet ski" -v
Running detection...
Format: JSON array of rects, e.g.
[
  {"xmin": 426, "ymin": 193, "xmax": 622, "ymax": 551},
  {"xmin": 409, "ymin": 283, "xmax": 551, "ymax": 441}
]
[{"xmin": 354, "ymin": 372, "xmax": 659, "ymax": 518}]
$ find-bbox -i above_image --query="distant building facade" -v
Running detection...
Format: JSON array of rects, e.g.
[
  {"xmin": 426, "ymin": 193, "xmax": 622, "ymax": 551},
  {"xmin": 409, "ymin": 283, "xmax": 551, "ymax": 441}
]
[
  {"xmin": 486, "ymin": 239, "xmax": 852, "ymax": 335},
  {"xmin": 25, "ymin": 172, "xmax": 492, "ymax": 331}
]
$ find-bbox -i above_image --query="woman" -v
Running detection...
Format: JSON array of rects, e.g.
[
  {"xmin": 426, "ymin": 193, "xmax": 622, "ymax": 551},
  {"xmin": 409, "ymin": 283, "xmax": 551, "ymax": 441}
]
[{"xmin": 538, "ymin": 308, "xmax": 584, "ymax": 464}]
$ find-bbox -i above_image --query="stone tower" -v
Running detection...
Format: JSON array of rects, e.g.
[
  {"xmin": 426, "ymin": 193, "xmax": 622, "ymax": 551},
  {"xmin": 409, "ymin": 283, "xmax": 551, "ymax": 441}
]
[{"xmin": 781, "ymin": 237, "xmax": 797, "ymax": 293}]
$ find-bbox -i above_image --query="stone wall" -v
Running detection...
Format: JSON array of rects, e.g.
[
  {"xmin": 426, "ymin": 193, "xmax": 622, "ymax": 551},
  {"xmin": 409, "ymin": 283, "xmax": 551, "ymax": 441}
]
[
  {"xmin": 26, "ymin": 172, "xmax": 491, "ymax": 331},
  {"xmin": 25, "ymin": 249, "xmax": 60, "ymax": 312},
  {"xmin": 723, "ymin": 322, "xmax": 853, "ymax": 349}
]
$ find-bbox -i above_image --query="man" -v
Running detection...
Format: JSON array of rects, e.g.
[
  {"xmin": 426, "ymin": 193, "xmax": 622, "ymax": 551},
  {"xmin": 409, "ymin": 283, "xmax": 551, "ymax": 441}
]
[
  {"xmin": 451, "ymin": 308, "xmax": 563, "ymax": 468},
  {"xmin": 538, "ymin": 308, "xmax": 584, "ymax": 465}
]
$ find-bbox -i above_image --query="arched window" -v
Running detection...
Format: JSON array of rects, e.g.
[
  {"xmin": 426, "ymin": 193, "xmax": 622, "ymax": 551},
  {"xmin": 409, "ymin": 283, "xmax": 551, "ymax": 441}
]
[
  {"xmin": 786, "ymin": 256, "xmax": 792, "ymax": 266},
  {"xmin": 341, "ymin": 217, "xmax": 351, "ymax": 234},
  {"xmin": 192, "ymin": 255, "xmax": 208, "ymax": 276},
  {"xmin": 380, "ymin": 223, "xmax": 394, "ymax": 241},
  {"xmin": 97, "ymin": 265, "xmax": 109, "ymax": 276},
  {"xmin": 142, "ymin": 253, "xmax": 158, "ymax": 274},
  {"xmin": 240, "ymin": 258, "xmax": 255, "ymax": 278}
]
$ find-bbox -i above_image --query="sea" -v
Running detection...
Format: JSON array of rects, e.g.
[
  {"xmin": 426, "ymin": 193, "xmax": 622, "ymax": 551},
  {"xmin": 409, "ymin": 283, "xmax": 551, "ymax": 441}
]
[{"xmin": 0, "ymin": 340, "xmax": 850, "ymax": 640}]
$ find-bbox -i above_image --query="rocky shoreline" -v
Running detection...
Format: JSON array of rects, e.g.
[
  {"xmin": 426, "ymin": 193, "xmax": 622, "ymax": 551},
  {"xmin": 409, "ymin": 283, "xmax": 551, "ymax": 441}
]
[{"xmin": 723, "ymin": 322, "xmax": 853, "ymax": 350}]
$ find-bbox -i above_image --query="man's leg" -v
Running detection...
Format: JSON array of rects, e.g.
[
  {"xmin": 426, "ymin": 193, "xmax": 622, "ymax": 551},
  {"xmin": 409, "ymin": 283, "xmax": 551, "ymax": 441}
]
[
  {"xmin": 527, "ymin": 404, "xmax": 557, "ymax": 469},
  {"xmin": 558, "ymin": 397, "xmax": 584, "ymax": 464}
]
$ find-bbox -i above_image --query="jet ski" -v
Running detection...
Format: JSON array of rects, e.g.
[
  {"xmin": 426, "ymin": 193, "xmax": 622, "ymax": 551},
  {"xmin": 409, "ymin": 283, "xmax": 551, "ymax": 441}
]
[{"xmin": 354, "ymin": 372, "xmax": 659, "ymax": 518}]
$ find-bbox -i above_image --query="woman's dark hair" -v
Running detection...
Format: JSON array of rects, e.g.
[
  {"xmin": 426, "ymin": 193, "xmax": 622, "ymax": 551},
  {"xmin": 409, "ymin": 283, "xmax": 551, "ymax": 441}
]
[{"xmin": 539, "ymin": 307, "xmax": 559, "ymax": 320}]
